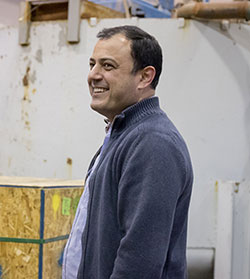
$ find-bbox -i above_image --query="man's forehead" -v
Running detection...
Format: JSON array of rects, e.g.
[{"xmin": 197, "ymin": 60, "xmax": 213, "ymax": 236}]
[
  {"xmin": 91, "ymin": 34, "xmax": 132, "ymax": 60},
  {"xmin": 99, "ymin": 33, "xmax": 128, "ymax": 42},
  {"xmin": 95, "ymin": 34, "xmax": 130, "ymax": 49}
]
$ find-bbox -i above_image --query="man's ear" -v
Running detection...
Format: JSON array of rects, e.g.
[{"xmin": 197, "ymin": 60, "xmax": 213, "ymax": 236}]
[{"xmin": 138, "ymin": 66, "xmax": 156, "ymax": 89}]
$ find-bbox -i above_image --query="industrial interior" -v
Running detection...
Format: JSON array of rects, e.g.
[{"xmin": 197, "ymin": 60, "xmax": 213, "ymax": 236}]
[{"xmin": 0, "ymin": 0, "xmax": 250, "ymax": 278}]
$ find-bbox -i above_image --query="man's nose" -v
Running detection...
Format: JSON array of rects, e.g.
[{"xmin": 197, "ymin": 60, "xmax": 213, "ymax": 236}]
[{"xmin": 88, "ymin": 65, "xmax": 102, "ymax": 81}]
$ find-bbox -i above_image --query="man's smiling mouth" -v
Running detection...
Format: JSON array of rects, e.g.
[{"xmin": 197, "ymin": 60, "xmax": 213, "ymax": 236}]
[{"xmin": 93, "ymin": 87, "xmax": 109, "ymax": 93}]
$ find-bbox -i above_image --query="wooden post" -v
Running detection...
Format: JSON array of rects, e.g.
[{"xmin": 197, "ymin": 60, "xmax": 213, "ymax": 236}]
[
  {"xmin": 19, "ymin": 1, "xmax": 31, "ymax": 46},
  {"xmin": 67, "ymin": 0, "xmax": 81, "ymax": 43}
]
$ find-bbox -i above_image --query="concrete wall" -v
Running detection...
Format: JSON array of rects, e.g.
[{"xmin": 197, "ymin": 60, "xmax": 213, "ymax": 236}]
[
  {"xmin": 0, "ymin": 0, "xmax": 20, "ymax": 27},
  {"xmin": 1, "ymin": 18, "xmax": 250, "ymax": 262}
]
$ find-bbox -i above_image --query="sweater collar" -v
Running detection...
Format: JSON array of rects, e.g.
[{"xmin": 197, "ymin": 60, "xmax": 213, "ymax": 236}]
[{"xmin": 111, "ymin": 96, "xmax": 161, "ymax": 135}]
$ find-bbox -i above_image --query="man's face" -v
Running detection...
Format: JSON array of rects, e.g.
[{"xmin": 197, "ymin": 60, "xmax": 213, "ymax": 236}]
[{"xmin": 88, "ymin": 34, "xmax": 141, "ymax": 121}]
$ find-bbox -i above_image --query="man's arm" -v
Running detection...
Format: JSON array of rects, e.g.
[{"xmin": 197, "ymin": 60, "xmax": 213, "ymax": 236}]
[{"xmin": 111, "ymin": 132, "xmax": 192, "ymax": 278}]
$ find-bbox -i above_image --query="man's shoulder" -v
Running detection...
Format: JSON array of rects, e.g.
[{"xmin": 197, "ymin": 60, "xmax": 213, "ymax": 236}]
[
  {"xmin": 128, "ymin": 110, "xmax": 180, "ymax": 140},
  {"xmin": 118, "ymin": 110, "xmax": 190, "ymax": 158}
]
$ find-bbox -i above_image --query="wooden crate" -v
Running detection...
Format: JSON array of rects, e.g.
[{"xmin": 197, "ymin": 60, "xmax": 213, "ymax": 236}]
[{"xmin": 0, "ymin": 176, "xmax": 84, "ymax": 279}]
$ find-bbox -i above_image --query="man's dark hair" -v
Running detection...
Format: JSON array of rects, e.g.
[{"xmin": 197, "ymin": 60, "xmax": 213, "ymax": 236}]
[{"xmin": 97, "ymin": 25, "xmax": 162, "ymax": 89}]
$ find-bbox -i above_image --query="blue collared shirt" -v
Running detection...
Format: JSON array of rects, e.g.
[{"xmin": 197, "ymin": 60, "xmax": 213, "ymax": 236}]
[{"xmin": 62, "ymin": 127, "xmax": 111, "ymax": 278}]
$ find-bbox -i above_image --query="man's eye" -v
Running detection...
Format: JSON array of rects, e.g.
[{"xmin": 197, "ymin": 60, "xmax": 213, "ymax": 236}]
[
  {"xmin": 89, "ymin": 63, "xmax": 95, "ymax": 69},
  {"xmin": 103, "ymin": 63, "xmax": 114, "ymax": 70}
]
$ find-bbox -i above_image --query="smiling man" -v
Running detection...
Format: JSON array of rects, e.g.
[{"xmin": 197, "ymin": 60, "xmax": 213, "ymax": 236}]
[
  {"xmin": 62, "ymin": 25, "xmax": 193, "ymax": 279},
  {"xmin": 88, "ymin": 33, "xmax": 155, "ymax": 121}
]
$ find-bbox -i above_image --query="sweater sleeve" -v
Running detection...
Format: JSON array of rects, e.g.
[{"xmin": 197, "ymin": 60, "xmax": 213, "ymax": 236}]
[{"xmin": 110, "ymin": 132, "xmax": 191, "ymax": 278}]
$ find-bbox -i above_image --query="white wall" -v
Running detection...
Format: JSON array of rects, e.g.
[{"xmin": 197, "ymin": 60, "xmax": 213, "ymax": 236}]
[
  {"xmin": 0, "ymin": 0, "xmax": 21, "ymax": 27},
  {"xmin": 1, "ymin": 18, "xmax": 250, "ymax": 252}
]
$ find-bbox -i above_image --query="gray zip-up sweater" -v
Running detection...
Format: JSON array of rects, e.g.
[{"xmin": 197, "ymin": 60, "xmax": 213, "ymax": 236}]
[{"xmin": 77, "ymin": 97, "xmax": 193, "ymax": 279}]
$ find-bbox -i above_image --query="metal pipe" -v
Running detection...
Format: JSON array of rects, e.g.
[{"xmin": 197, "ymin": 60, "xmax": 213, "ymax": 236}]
[{"xmin": 176, "ymin": 2, "xmax": 250, "ymax": 20}]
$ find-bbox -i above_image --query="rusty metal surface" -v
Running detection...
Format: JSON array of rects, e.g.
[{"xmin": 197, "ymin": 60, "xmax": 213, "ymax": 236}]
[{"xmin": 177, "ymin": 2, "xmax": 250, "ymax": 20}]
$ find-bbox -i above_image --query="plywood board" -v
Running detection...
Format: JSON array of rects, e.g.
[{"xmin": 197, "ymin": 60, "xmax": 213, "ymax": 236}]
[
  {"xmin": 0, "ymin": 242, "xmax": 39, "ymax": 279},
  {"xmin": 44, "ymin": 187, "xmax": 83, "ymax": 238},
  {"xmin": 0, "ymin": 176, "xmax": 84, "ymax": 278}
]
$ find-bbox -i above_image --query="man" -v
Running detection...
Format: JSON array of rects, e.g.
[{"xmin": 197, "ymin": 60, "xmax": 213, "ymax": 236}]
[{"xmin": 63, "ymin": 25, "xmax": 193, "ymax": 279}]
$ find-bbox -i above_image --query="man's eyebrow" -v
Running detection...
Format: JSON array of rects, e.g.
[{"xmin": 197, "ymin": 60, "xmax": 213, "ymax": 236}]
[
  {"xmin": 100, "ymin": 58, "xmax": 117, "ymax": 64},
  {"xmin": 89, "ymin": 57, "xmax": 119, "ymax": 66}
]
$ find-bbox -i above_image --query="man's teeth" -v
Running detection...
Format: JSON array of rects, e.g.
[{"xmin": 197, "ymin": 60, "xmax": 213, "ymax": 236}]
[{"xmin": 93, "ymin": 88, "xmax": 108, "ymax": 93}]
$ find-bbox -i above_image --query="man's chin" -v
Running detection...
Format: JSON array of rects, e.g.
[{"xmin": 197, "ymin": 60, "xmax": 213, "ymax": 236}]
[
  {"xmin": 90, "ymin": 102, "xmax": 101, "ymax": 112},
  {"xmin": 90, "ymin": 103, "xmax": 107, "ymax": 117}
]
